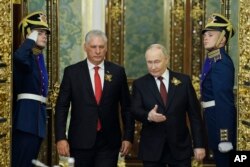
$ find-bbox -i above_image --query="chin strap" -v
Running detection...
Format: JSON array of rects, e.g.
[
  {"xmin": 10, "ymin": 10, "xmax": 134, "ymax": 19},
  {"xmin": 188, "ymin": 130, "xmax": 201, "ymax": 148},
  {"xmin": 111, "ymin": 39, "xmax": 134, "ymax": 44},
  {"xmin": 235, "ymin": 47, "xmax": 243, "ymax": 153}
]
[{"xmin": 215, "ymin": 30, "xmax": 226, "ymax": 48}]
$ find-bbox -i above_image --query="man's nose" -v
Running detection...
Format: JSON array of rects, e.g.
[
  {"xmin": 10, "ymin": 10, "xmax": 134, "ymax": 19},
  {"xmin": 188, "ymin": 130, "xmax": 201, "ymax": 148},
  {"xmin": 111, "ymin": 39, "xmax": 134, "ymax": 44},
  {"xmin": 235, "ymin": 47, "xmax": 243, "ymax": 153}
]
[
  {"xmin": 95, "ymin": 47, "xmax": 101, "ymax": 53},
  {"xmin": 151, "ymin": 63, "xmax": 156, "ymax": 69}
]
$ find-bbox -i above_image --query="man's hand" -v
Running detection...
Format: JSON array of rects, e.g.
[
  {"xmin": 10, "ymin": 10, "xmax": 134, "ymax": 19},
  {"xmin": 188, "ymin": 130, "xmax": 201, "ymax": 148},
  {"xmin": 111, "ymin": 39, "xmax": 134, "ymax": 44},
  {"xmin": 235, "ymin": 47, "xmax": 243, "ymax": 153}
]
[
  {"xmin": 120, "ymin": 140, "xmax": 132, "ymax": 157},
  {"xmin": 194, "ymin": 148, "xmax": 206, "ymax": 161},
  {"xmin": 27, "ymin": 30, "xmax": 38, "ymax": 42},
  {"xmin": 56, "ymin": 139, "xmax": 70, "ymax": 157},
  {"xmin": 147, "ymin": 105, "xmax": 167, "ymax": 122}
]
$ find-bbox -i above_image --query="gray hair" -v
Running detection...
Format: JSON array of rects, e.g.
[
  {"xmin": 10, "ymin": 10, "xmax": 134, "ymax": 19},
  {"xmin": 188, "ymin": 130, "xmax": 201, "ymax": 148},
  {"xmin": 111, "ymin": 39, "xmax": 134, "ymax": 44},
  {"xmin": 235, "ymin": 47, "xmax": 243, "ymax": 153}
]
[
  {"xmin": 85, "ymin": 30, "xmax": 108, "ymax": 44},
  {"xmin": 146, "ymin": 44, "xmax": 169, "ymax": 57}
]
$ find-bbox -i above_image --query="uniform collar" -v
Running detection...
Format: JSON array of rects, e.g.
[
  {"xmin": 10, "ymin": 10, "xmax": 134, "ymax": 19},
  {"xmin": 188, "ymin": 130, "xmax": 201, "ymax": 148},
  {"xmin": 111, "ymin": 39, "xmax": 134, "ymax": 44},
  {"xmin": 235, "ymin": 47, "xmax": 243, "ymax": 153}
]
[
  {"xmin": 32, "ymin": 47, "xmax": 43, "ymax": 55},
  {"xmin": 207, "ymin": 47, "xmax": 224, "ymax": 62}
]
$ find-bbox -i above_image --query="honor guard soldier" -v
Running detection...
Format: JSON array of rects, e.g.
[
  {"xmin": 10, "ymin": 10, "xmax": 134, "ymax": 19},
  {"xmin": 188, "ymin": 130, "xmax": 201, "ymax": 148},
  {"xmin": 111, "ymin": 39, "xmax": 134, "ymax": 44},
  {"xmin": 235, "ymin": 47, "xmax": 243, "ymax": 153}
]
[
  {"xmin": 12, "ymin": 11, "xmax": 50, "ymax": 167},
  {"xmin": 201, "ymin": 13, "xmax": 236, "ymax": 167}
]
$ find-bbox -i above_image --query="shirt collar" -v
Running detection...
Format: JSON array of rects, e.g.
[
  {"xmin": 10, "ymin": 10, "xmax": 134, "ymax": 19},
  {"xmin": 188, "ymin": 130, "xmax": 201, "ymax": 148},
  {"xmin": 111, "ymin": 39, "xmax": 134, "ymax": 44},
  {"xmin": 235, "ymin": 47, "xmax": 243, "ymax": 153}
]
[
  {"xmin": 87, "ymin": 59, "xmax": 104, "ymax": 70},
  {"xmin": 154, "ymin": 69, "xmax": 169, "ymax": 80}
]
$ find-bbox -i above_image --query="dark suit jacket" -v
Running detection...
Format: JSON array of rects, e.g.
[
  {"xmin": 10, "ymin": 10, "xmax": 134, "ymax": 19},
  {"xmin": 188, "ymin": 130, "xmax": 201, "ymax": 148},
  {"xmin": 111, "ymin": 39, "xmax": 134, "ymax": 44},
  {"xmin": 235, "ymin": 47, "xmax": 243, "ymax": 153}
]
[
  {"xmin": 55, "ymin": 59, "xmax": 134, "ymax": 149},
  {"xmin": 131, "ymin": 70, "xmax": 204, "ymax": 161}
]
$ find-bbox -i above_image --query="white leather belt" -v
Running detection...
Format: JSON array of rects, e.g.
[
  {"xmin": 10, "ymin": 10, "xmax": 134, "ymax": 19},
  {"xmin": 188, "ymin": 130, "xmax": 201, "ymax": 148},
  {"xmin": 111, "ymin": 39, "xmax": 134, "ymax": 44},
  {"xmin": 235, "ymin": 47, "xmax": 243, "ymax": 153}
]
[
  {"xmin": 17, "ymin": 93, "xmax": 47, "ymax": 103},
  {"xmin": 201, "ymin": 100, "xmax": 215, "ymax": 108}
]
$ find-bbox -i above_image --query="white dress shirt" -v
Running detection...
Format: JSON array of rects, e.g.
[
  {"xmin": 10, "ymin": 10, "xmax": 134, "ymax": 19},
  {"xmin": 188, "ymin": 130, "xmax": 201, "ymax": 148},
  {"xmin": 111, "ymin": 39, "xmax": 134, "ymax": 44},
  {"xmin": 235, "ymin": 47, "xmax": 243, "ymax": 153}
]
[
  {"xmin": 87, "ymin": 59, "xmax": 104, "ymax": 94},
  {"xmin": 154, "ymin": 69, "xmax": 169, "ymax": 92}
]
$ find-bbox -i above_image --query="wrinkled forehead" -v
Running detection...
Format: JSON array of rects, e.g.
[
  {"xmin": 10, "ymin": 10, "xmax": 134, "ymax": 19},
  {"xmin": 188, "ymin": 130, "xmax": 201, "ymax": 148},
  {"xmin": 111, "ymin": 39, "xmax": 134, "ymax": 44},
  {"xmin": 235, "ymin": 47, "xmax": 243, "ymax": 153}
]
[
  {"xmin": 146, "ymin": 47, "xmax": 164, "ymax": 56},
  {"xmin": 145, "ymin": 48, "xmax": 165, "ymax": 61},
  {"xmin": 87, "ymin": 36, "xmax": 106, "ymax": 44}
]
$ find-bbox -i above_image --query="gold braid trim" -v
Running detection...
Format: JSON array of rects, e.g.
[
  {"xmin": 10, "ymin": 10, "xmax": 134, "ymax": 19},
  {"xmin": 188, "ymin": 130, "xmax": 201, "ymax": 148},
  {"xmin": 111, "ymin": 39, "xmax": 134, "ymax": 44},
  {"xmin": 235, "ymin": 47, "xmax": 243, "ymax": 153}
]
[
  {"xmin": 32, "ymin": 47, "xmax": 42, "ymax": 55},
  {"xmin": 207, "ymin": 49, "xmax": 221, "ymax": 62}
]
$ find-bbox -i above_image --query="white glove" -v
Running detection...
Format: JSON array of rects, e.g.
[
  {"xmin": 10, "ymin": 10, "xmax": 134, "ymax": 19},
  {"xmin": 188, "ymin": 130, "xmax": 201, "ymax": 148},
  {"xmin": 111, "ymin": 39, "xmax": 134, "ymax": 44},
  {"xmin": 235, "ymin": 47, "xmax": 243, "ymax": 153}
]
[
  {"xmin": 218, "ymin": 142, "xmax": 233, "ymax": 153},
  {"xmin": 27, "ymin": 30, "xmax": 38, "ymax": 42}
]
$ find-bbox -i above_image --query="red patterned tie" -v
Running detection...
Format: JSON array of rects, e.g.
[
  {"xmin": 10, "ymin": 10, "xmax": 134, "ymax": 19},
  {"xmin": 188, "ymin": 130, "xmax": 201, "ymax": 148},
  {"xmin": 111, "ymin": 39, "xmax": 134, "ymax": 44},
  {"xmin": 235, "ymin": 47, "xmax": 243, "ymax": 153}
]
[
  {"xmin": 158, "ymin": 76, "xmax": 167, "ymax": 106},
  {"xmin": 94, "ymin": 66, "xmax": 102, "ymax": 131}
]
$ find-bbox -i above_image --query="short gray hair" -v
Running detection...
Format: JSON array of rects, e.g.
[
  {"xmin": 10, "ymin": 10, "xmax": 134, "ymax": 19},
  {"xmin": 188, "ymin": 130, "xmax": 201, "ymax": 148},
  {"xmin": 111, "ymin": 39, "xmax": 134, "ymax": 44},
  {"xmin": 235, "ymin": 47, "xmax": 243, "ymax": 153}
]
[
  {"xmin": 146, "ymin": 44, "xmax": 169, "ymax": 57},
  {"xmin": 85, "ymin": 30, "xmax": 108, "ymax": 44}
]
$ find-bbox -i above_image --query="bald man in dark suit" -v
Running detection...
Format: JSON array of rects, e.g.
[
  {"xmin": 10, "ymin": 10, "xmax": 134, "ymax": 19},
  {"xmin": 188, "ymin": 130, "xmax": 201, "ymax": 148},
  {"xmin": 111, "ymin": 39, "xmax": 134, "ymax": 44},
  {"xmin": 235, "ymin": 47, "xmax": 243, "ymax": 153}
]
[{"xmin": 131, "ymin": 44, "xmax": 206, "ymax": 167}]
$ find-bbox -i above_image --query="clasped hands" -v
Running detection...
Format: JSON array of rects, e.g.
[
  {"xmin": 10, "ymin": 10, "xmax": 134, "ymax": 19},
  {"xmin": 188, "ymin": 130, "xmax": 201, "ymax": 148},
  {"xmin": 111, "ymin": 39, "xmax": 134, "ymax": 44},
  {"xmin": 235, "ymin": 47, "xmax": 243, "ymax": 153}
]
[{"xmin": 147, "ymin": 105, "xmax": 167, "ymax": 122}]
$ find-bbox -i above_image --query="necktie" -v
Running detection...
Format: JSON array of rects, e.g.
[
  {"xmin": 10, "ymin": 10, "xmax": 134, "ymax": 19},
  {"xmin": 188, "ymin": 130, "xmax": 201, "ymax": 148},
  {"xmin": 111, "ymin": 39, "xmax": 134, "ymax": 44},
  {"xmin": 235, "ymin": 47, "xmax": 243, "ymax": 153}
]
[
  {"xmin": 158, "ymin": 76, "xmax": 167, "ymax": 106},
  {"xmin": 94, "ymin": 66, "xmax": 102, "ymax": 131}
]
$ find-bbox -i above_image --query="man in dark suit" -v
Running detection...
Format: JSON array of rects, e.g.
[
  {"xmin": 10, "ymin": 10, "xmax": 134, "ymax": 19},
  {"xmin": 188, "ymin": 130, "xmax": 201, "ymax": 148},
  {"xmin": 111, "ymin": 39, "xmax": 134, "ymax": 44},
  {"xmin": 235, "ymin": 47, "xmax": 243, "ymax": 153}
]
[
  {"xmin": 201, "ymin": 13, "xmax": 236, "ymax": 167},
  {"xmin": 55, "ymin": 30, "xmax": 134, "ymax": 167},
  {"xmin": 131, "ymin": 44, "xmax": 206, "ymax": 167},
  {"xmin": 12, "ymin": 11, "xmax": 50, "ymax": 167}
]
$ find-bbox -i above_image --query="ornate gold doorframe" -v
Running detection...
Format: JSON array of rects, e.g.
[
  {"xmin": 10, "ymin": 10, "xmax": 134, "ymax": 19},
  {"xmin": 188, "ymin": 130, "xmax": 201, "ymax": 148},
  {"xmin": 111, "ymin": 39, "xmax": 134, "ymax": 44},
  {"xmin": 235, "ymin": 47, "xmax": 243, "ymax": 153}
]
[
  {"xmin": 0, "ymin": 0, "xmax": 12, "ymax": 166},
  {"xmin": 105, "ymin": 0, "xmax": 206, "ymax": 166},
  {"xmin": 106, "ymin": 0, "xmax": 124, "ymax": 65},
  {"xmin": 237, "ymin": 0, "xmax": 250, "ymax": 151},
  {"xmin": 38, "ymin": 0, "xmax": 60, "ymax": 165}
]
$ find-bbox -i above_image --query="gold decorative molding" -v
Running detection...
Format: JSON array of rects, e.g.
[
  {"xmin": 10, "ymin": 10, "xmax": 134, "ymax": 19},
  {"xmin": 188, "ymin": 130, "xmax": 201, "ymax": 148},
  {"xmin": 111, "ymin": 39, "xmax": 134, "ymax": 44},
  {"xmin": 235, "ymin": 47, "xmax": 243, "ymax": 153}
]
[
  {"xmin": 37, "ymin": 0, "xmax": 60, "ymax": 165},
  {"xmin": 191, "ymin": 0, "xmax": 205, "ymax": 73},
  {"xmin": 170, "ymin": 1, "xmax": 185, "ymax": 72},
  {"xmin": 47, "ymin": 2, "xmax": 59, "ymax": 164},
  {"xmin": 48, "ymin": 82, "xmax": 60, "ymax": 111},
  {"xmin": 106, "ymin": 0, "xmax": 124, "ymax": 65},
  {"xmin": 12, "ymin": 0, "xmax": 21, "ymax": 4},
  {"xmin": 190, "ymin": 0, "xmax": 205, "ymax": 97},
  {"xmin": 237, "ymin": 0, "xmax": 250, "ymax": 151},
  {"xmin": 0, "ymin": 0, "xmax": 12, "ymax": 166},
  {"xmin": 46, "ymin": 0, "xmax": 59, "ymax": 89}
]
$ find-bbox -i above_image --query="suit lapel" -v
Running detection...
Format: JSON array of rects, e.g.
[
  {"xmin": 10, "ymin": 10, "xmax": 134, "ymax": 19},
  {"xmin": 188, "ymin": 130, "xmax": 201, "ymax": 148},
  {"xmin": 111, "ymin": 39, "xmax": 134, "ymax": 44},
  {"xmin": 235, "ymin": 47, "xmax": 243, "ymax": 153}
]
[
  {"xmin": 165, "ymin": 71, "xmax": 177, "ymax": 111},
  {"xmin": 100, "ymin": 61, "xmax": 111, "ymax": 104},
  {"xmin": 82, "ymin": 60, "xmax": 96, "ymax": 102},
  {"xmin": 147, "ymin": 74, "xmax": 165, "ymax": 107}
]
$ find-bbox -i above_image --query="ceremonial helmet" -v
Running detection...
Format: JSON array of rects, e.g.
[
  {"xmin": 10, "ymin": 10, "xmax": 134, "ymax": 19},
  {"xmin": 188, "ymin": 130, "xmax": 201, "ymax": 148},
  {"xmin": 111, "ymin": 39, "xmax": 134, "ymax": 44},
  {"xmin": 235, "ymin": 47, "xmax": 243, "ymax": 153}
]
[
  {"xmin": 18, "ymin": 11, "xmax": 50, "ymax": 38},
  {"xmin": 202, "ymin": 13, "xmax": 234, "ymax": 46}
]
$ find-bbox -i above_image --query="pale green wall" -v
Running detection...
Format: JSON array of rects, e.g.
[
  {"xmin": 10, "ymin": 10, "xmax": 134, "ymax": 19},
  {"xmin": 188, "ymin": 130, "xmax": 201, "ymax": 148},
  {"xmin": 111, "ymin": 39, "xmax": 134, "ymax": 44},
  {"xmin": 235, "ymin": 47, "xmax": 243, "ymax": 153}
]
[
  {"xmin": 205, "ymin": 0, "xmax": 221, "ymax": 17},
  {"xmin": 124, "ymin": 0, "xmax": 166, "ymax": 78},
  {"xmin": 28, "ymin": 1, "xmax": 46, "ymax": 12},
  {"xmin": 28, "ymin": 0, "xmax": 83, "ymax": 80},
  {"xmin": 58, "ymin": 0, "xmax": 84, "ymax": 78}
]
